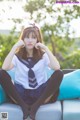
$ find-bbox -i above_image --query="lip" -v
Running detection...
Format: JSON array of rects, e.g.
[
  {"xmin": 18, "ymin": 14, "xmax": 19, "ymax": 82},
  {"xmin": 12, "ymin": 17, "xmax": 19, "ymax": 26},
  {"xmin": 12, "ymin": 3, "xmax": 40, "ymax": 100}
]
[{"xmin": 28, "ymin": 44, "xmax": 33, "ymax": 46}]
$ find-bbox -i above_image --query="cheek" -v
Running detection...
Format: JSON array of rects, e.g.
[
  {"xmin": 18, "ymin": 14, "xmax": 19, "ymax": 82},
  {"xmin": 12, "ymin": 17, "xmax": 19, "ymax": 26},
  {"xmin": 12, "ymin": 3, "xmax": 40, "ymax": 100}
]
[
  {"xmin": 34, "ymin": 40, "xmax": 37, "ymax": 44},
  {"xmin": 23, "ymin": 40, "xmax": 27, "ymax": 45},
  {"xmin": 23, "ymin": 41, "xmax": 29, "ymax": 47},
  {"xmin": 34, "ymin": 39, "xmax": 37, "ymax": 44}
]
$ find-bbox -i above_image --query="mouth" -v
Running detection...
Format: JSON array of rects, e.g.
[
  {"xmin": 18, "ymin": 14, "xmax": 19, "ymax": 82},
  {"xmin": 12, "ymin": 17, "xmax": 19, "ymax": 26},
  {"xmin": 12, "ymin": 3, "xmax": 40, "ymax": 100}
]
[
  {"xmin": 28, "ymin": 44, "xmax": 33, "ymax": 45},
  {"xmin": 27, "ymin": 44, "xmax": 34, "ymax": 47}
]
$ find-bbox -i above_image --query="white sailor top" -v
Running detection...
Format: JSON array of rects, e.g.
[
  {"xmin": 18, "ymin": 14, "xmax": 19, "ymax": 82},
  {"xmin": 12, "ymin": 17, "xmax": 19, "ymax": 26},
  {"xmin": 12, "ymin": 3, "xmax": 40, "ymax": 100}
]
[{"xmin": 12, "ymin": 53, "xmax": 50, "ymax": 89}]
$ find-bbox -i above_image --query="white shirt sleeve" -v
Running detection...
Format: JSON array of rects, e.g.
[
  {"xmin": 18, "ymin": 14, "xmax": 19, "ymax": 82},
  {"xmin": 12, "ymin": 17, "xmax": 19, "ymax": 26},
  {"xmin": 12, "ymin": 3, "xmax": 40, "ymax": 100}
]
[
  {"xmin": 12, "ymin": 55, "xmax": 17, "ymax": 67},
  {"xmin": 43, "ymin": 53, "xmax": 50, "ymax": 66}
]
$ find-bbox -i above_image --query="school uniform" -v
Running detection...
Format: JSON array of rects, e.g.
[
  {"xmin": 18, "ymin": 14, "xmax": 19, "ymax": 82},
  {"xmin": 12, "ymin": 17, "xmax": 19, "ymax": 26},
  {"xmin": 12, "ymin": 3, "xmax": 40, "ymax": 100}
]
[
  {"xmin": 12, "ymin": 53, "xmax": 50, "ymax": 105},
  {"xmin": 0, "ymin": 52, "xmax": 63, "ymax": 120}
]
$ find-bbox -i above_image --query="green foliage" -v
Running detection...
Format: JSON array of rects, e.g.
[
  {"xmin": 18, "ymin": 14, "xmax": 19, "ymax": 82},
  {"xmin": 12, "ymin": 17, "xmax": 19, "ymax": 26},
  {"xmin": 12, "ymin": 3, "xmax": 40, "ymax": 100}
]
[
  {"xmin": 1, "ymin": 1, "xmax": 80, "ymax": 69},
  {"xmin": 0, "ymin": 33, "xmax": 80, "ymax": 69},
  {"xmin": 0, "ymin": 33, "xmax": 18, "ymax": 67},
  {"xmin": 61, "ymin": 49, "xmax": 80, "ymax": 69},
  {"xmin": 24, "ymin": 0, "xmax": 45, "ymax": 15},
  {"xmin": 41, "ymin": 24, "xmax": 74, "ymax": 58}
]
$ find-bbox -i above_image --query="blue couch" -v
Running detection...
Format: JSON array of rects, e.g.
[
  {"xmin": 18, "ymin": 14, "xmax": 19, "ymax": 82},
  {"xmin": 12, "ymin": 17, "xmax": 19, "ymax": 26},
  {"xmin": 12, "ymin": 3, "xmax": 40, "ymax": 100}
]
[{"xmin": 0, "ymin": 69, "xmax": 80, "ymax": 120}]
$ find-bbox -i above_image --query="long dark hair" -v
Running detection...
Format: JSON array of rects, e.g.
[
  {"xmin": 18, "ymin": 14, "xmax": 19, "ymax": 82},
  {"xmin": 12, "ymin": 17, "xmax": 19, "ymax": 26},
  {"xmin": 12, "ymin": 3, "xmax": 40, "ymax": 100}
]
[{"xmin": 15, "ymin": 24, "xmax": 45, "ymax": 62}]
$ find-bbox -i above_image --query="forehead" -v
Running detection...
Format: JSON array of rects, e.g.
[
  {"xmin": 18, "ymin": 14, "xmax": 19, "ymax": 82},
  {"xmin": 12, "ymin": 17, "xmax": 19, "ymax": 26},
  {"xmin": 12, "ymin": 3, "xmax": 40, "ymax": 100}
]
[{"xmin": 25, "ymin": 29, "xmax": 37, "ymax": 37}]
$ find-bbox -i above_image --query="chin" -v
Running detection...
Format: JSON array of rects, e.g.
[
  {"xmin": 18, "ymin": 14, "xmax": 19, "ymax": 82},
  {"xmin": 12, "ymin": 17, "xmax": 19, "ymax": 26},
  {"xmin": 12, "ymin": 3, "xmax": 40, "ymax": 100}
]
[{"xmin": 27, "ymin": 46, "xmax": 34, "ymax": 49}]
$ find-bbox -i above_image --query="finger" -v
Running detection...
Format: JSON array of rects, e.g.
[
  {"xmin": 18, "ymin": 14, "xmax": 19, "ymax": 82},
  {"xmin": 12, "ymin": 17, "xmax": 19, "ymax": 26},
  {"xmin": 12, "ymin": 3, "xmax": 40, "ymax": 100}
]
[
  {"xmin": 35, "ymin": 44, "xmax": 40, "ymax": 49},
  {"xmin": 35, "ymin": 45, "xmax": 39, "ymax": 49}
]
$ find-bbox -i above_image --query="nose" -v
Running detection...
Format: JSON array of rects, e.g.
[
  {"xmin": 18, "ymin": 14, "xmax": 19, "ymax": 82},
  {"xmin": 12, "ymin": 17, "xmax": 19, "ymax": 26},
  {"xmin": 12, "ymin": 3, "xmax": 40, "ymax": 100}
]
[{"xmin": 29, "ymin": 38, "xmax": 32, "ymax": 41}]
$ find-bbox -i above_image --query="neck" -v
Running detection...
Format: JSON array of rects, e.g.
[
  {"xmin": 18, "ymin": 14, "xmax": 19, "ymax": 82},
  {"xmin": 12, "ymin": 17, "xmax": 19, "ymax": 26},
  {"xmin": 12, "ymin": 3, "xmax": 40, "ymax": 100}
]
[{"xmin": 26, "ymin": 49, "xmax": 33, "ymax": 57}]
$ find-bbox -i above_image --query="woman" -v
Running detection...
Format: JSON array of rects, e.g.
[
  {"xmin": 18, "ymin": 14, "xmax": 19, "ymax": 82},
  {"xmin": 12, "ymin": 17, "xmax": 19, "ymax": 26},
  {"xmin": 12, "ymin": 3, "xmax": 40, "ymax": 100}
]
[{"xmin": 0, "ymin": 24, "xmax": 63, "ymax": 120}]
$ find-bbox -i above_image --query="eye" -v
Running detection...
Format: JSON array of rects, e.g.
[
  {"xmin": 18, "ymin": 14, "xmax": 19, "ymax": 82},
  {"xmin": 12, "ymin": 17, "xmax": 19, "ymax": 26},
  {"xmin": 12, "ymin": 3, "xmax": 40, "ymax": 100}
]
[
  {"xmin": 33, "ymin": 36, "xmax": 36, "ymax": 39},
  {"xmin": 24, "ymin": 38, "xmax": 29, "ymax": 40}
]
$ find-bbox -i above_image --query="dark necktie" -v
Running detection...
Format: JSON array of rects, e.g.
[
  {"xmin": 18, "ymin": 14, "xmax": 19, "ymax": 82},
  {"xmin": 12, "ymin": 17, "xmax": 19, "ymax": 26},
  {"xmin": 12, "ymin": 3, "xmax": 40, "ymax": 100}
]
[{"xmin": 16, "ymin": 55, "xmax": 38, "ymax": 88}]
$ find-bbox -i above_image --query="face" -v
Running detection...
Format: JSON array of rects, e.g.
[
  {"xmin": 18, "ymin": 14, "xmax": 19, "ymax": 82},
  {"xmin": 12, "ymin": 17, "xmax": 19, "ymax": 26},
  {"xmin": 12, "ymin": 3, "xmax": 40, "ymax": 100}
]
[{"xmin": 24, "ymin": 32, "xmax": 37, "ymax": 50}]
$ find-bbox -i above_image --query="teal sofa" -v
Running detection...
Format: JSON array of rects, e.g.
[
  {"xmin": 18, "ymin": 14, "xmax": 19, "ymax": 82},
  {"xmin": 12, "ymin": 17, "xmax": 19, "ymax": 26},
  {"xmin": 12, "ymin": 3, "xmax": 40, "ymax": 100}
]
[{"xmin": 0, "ymin": 69, "xmax": 80, "ymax": 120}]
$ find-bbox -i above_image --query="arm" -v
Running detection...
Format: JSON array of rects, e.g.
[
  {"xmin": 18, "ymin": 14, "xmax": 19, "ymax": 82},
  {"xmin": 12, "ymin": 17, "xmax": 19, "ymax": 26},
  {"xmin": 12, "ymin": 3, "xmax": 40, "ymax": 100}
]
[
  {"xmin": 45, "ymin": 47, "xmax": 60, "ymax": 70},
  {"xmin": 35, "ymin": 43, "xmax": 60, "ymax": 70},
  {"xmin": 2, "ymin": 40, "xmax": 25, "ymax": 70}
]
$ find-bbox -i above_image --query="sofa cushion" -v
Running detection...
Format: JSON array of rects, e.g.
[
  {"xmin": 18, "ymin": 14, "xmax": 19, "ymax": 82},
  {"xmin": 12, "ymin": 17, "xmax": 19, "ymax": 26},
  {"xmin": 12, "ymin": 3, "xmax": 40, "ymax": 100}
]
[
  {"xmin": 46, "ymin": 67, "xmax": 54, "ymax": 79},
  {"xmin": 36, "ymin": 101, "xmax": 62, "ymax": 120},
  {"xmin": 0, "ymin": 101, "xmax": 62, "ymax": 120},
  {"xmin": 7, "ymin": 69, "xmax": 15, "ymax": 81},
  {"xmin": 0, "ymin": 103, "xmax": 23, "ymax": 120},
  {"xmin": 0, "ymin": 85, "xmax": 7, "ymax": 104},
  {"xmin": 0, "ymin": 69, "xmax": 15, "ymax": 104},
  {"xmin": 46, "ymin": 68, "xmax": 80, "ymax": 100},
  {"xmin": 63, "ymin": 100, "xmax": 80, "ymax": 120},
  {"xmin": 58, "ymin": 69, "xmax": 80, "ymax": 100}
]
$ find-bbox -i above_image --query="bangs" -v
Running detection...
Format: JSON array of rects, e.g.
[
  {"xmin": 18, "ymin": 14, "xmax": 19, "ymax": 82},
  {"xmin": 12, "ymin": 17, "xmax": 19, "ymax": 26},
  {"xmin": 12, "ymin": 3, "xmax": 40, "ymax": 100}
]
[
  {"xmin": 25, "ymin": 30, "xmax": 37, "ymax": 38},
  {"xmin": 22, "ymin": 27, "xmax": 37, "ymax": 39}
]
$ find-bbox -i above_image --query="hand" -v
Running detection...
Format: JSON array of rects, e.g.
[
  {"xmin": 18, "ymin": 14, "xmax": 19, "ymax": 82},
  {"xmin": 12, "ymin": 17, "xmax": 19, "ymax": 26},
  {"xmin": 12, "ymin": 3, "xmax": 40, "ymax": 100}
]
[
  {"xmin": 14, "ymin": 40, "xmax": 25, "ymax": 48},
  {"xmin": 35, "ymin": 42, "xmax": 47, "ymax": 51}
]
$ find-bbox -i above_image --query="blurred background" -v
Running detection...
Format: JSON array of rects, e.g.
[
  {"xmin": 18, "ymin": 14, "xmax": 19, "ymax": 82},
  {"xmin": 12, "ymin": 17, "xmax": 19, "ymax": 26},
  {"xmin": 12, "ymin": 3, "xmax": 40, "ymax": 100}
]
[{"xmin": 0, "ymin": 0, "xmax": 80, "ymax": 69}]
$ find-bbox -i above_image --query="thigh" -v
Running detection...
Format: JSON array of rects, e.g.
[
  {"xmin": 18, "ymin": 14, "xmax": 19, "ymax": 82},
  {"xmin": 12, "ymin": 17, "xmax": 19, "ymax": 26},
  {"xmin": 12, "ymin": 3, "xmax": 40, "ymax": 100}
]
[
  {"xmin": 14, "ymin": 83, "xmax": 25, "ymax": 99},
  {"xmin": 44, "ymin": 89, "xmax": 59, "ymax": 104},
  {"xmin": 30, "ymin": 83, "xmax": 47, "ymax": 103}
]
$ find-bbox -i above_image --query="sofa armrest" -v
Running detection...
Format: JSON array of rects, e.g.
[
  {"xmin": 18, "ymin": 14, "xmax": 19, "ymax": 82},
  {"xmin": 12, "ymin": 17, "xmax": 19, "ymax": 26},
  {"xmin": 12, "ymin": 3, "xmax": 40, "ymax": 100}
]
[
  {"xmin": 0, "ymin": 85, "xmax": 7, "ymax": 104},
  {"xmin": 62, "ymin": 69, "xmax": 77, "ymax": 74}
]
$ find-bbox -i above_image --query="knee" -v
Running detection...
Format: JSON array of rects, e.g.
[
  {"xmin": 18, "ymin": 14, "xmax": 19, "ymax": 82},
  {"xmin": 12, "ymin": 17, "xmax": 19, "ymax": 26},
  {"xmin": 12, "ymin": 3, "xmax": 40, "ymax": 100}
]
[
  {"xmin": 0, "ymin": 68, "xmax": 6, "ymax": 75},
  {"xmin": 53, "ymin": 69, "xmax": 64, "ymax": 80},
  {"xmin": 0, "ymin": 69, "xmax": 11, "ymax": 79}
]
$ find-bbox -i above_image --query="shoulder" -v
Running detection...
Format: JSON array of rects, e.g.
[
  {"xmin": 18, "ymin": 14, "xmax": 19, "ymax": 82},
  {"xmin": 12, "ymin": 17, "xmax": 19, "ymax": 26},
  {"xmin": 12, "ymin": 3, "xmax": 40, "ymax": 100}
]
[
  {"xmin": 12, "ymin": 54, "xmax": 20, "ymax": 63},
  {"xmin": 13, "ymin": 54, "xmax": 19, "ymax": 60}
]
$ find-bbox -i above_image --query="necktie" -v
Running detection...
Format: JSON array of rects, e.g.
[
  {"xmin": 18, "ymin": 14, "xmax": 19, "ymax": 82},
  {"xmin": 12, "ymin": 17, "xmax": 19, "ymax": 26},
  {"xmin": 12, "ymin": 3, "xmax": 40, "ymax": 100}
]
[
  {"xmin": 16, "ymin": 55, "xmax": 38, "ymax": 88},
  {"xmin": 27, "ymin": 58, "xmax": 38, "ymax": 88}
]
